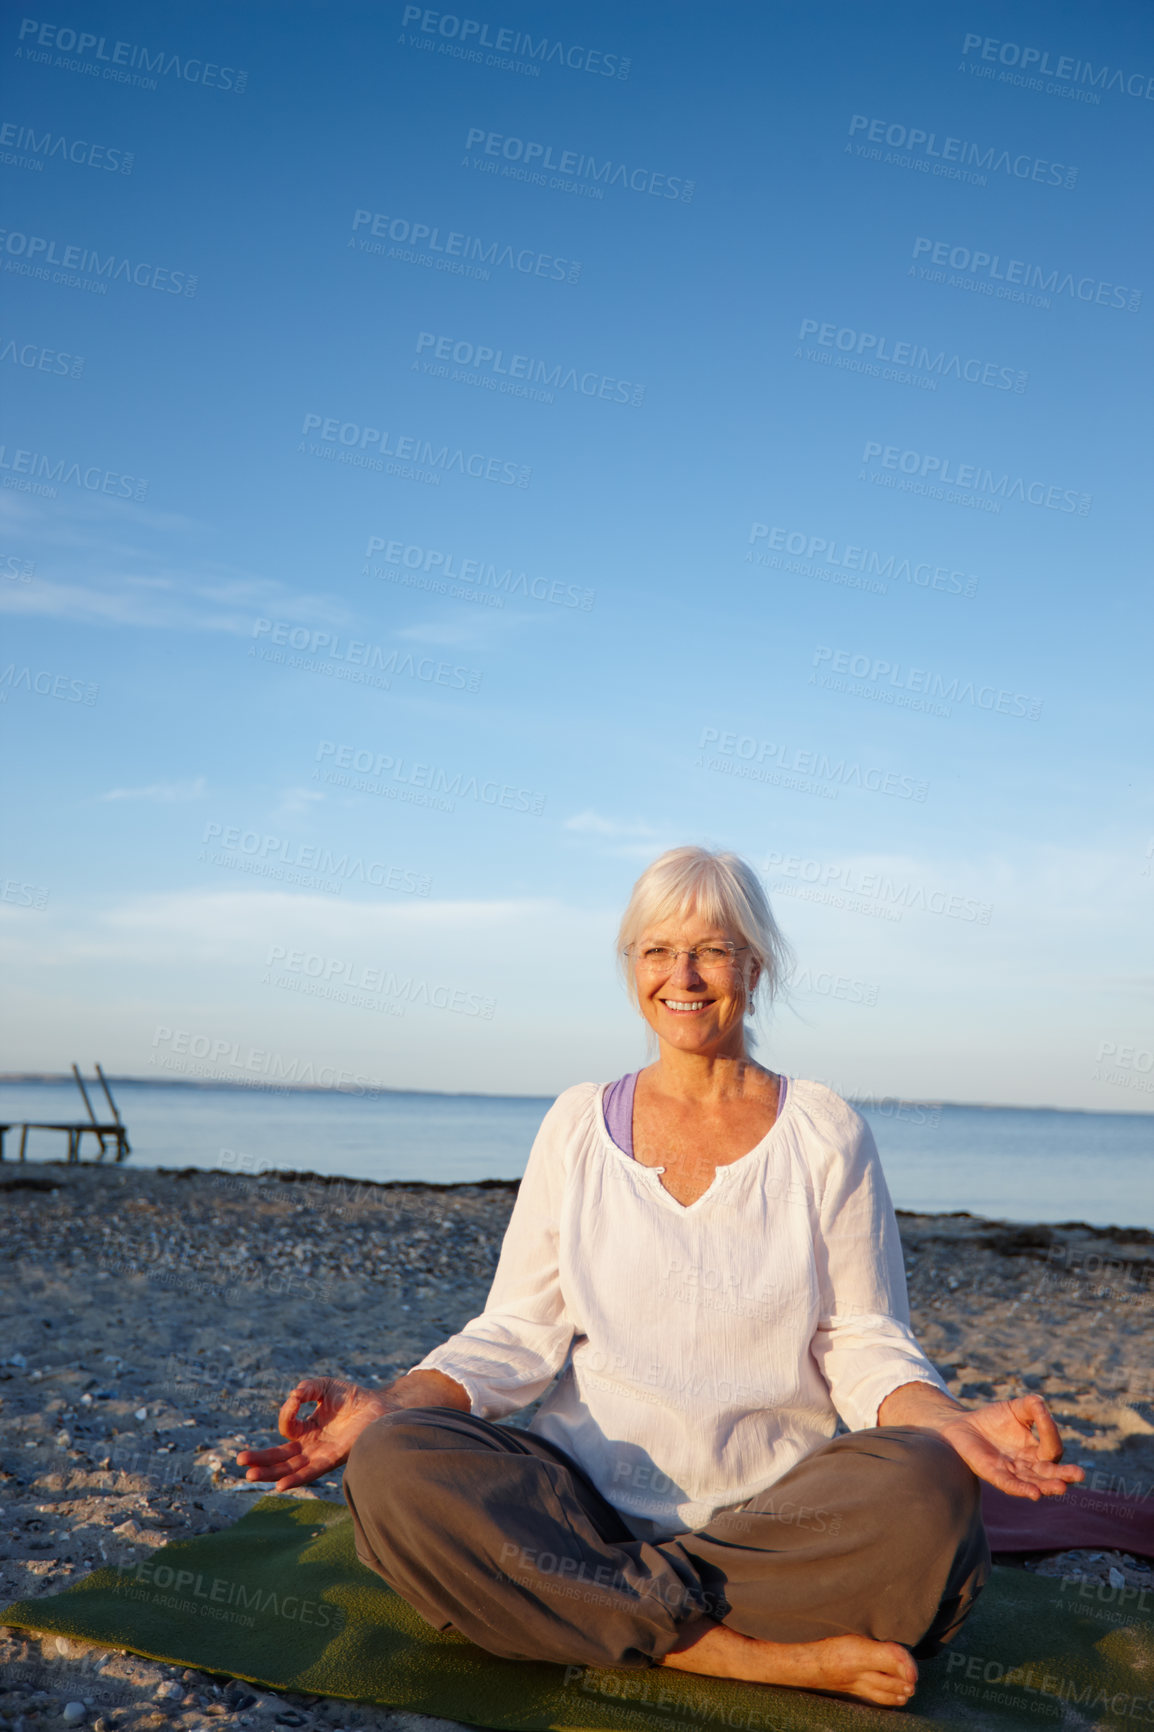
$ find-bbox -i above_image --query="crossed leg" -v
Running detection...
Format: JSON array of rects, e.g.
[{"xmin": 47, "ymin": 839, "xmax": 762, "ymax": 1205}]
[
  {"xmin": 659, "ymin": 1426, "xmax": 989, "ymax": 1707},
  {"xmin": 343, "ymin": 1410, "xmax": 988, "ymax": 1708}
]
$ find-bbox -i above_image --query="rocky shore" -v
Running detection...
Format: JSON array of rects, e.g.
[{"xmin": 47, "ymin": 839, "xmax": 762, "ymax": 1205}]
[{"xmin": 1, "ymin": 1161, "xmax": 1152, "ymax": 1732}]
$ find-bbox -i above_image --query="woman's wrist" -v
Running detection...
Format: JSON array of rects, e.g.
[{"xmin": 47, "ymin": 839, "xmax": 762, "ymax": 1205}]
[
  {"xmin": 380, "ymin": 1368, "xmax": 472, "ymax": 1414},
  {"xmin": 877, "ymin": 1378, "xmax": 964, "ymax": 1431}
]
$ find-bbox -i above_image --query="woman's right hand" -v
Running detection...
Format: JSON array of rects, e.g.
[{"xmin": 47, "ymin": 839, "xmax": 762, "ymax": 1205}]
[{"xmin": 236, "ymin": 1377, "xmax": 390, "ymax": 1491}]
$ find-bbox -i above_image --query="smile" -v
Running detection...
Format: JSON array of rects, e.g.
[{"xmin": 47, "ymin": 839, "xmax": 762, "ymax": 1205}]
[{"xmin": 660, "ymin": 999, "xmax": 711, "ymax": 1013}]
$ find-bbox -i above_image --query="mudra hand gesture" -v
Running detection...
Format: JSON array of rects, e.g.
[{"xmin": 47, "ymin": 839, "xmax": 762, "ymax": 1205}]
[
  {"xmin": 236, "ymin": 1370, "xmax": 465, "ymax": 1492},
  {"xmin": 879, "ymin": 1382, "xmax": 1083, "ymax": 1498},
  {"xmin": 935, "ymin": 1393, "xmax": 1085, "ymax": 1499}
]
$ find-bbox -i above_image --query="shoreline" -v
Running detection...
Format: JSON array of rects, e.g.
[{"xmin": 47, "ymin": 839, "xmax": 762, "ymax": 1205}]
[
  {"xmin": 1, "ymin": 1163, "xmax": 1151, "ymax": 1732},
  {"xmin": 5, "ymin": 1158, "xmax": 1153, "ymax": 1243}
]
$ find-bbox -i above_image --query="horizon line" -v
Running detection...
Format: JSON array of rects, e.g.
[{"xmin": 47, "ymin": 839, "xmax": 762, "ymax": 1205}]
[{"xmin": 0, "ymin": 1072, "xmax": 1151, "ymax": 1118}]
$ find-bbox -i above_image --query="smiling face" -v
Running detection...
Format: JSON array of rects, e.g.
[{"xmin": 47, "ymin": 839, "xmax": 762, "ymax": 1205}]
[{"xmin": 632, "ymin": 907, "xmax": 761, "ymax": 1058}]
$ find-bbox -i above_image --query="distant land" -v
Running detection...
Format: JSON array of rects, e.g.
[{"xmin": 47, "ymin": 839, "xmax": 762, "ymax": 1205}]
[
  {"xmin": 2, "ymin": 1074, "xmax": 1150, "ymax": 1116},
  {"xmin": 0, "ymin": 1072, "xmax": 552, "ymax": 1101}
]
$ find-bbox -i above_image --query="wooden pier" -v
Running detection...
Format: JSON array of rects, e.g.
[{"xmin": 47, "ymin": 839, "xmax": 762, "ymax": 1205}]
[{"xmin": 0, "ymin": 1064, "xmax": 131, "ymax": 1163}]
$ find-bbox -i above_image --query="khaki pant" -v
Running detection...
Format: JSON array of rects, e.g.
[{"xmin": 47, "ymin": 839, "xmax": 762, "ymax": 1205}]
[{"xmin": 343, "ymin": 1408, "xmax": 989, "ymax": 1670}]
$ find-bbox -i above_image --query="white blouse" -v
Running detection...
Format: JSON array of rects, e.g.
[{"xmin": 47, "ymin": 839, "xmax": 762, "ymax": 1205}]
[{"xmin": 415, "ymin": 1077, "xmax": 947, "ymax": 1541}]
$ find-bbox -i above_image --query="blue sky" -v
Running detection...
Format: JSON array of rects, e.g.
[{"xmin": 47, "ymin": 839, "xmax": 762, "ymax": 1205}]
[{"xmin": 1, "ymin": 0, "xmax": 1151, "ymax": 1108}]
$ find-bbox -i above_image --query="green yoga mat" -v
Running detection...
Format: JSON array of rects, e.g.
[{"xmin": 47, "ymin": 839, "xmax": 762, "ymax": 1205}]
[{"xmin": 3, "ymin": 1496, "xmax": 1150, "ymax": 1732}]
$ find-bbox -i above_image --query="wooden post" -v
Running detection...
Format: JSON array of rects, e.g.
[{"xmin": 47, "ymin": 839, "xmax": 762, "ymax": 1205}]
[
  {"xmin": 72, "ymin": 1063, "xmax": 111, "ymax": 1158},
  {"xmin": 95, "ymin": 1064, "xmax": 130, "ymax": 1160}
]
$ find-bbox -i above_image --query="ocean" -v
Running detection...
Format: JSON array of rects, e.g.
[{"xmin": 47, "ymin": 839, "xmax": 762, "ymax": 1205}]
[{"xmin": 0, "ymin": 1078, "xmax": 1150, "ymax": 1230}]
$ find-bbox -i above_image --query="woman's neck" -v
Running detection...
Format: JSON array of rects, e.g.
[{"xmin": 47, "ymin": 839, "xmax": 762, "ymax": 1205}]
[{"xmin": 646, "ymin": 1046, "xmax": 773, "ymax": 1104}]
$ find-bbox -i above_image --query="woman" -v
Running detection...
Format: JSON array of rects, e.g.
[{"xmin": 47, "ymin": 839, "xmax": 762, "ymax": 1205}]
[{"xmin": 238, "ymin": 846, "xmax": 1082, "ymax": 1709}]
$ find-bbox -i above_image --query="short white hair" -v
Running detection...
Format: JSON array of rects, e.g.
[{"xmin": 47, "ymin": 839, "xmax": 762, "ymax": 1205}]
[{"xmin": 615, "ymin": 846, "xmax": 793, "ymax": 1041}]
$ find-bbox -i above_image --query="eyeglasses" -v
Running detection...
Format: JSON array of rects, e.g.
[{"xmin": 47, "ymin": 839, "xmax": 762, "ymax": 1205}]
[{"xmin": 626, "ymin": 943, "xmax": 749, "ymax": 974}]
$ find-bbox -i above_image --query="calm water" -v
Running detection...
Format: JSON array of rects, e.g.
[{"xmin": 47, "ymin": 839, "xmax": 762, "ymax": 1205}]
[{"xmin": 0, "ymin": 1079, "xmax": 1151, "ymax": 1230}]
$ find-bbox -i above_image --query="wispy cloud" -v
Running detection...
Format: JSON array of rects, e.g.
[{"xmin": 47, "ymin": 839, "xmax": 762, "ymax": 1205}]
[
  {"xmin": 274, "ymin": 786, "xmax": 326, "ymax": 818},
  {"xmin": 561, "ymin": 811, "xmax": 668, "ymax": 860},
  {"xmin": 393, "ymin": 617, "xmax": 489, "ymax": 647},
  {"xmin": 0, "ymin": 573, "xmax": 349, "ymax": 635},
  {"xmin": 0, "ymin": 493, "xmax": 352, "ymax": 635},
  {"xmin": 0, "ymin": 889, "xmax": 575, "ymax": 967},
  {"xmin": 564, "ymin": 811, "xmax": 660, "ymax": 838},
  {"xmin": 99, "ymin": 777, "xmax": 208, "ymax": 804},
  {"xmin": 0, "ymin": 491, "xmax": 202, "ymax": 541}
]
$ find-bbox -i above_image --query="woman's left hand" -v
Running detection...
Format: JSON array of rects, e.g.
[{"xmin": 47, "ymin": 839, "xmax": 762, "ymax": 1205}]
[{"xmin": 934, "ymin": 1394, "xmax": 1085, "ymax": 1500}]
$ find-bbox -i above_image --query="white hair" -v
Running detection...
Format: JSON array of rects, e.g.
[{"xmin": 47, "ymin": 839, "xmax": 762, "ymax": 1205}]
[{"xmin": 615, "ymin": 846, "xmax": 793, "ymax": 1046}]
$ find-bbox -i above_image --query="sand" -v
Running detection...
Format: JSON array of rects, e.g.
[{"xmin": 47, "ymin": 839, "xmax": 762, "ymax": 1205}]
[{"xmin": 1, "ymin": 1161, "xmax": 1152, "ymax": 1732}]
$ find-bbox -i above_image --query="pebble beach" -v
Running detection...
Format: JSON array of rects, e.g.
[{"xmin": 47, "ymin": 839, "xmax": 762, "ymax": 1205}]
[{"xmin": 1, "ymin": 1161, "xmax": 1152, "ymax": 1732}]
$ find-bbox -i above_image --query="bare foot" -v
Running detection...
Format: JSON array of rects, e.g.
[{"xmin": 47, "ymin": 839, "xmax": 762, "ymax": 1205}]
[{"xmin": 660, "ymin": 1621, "xmax": 917, "ymax": 1709}]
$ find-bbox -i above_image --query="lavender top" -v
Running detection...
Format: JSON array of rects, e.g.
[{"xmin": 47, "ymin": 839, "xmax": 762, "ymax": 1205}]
[
  {"xmin": 601, "ymin": 1069, "xmax": 639, "ymax": 1156},
  {"xmin": 602, "ymin": 1070, "xmax": 794, "ymax": 1160}
]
